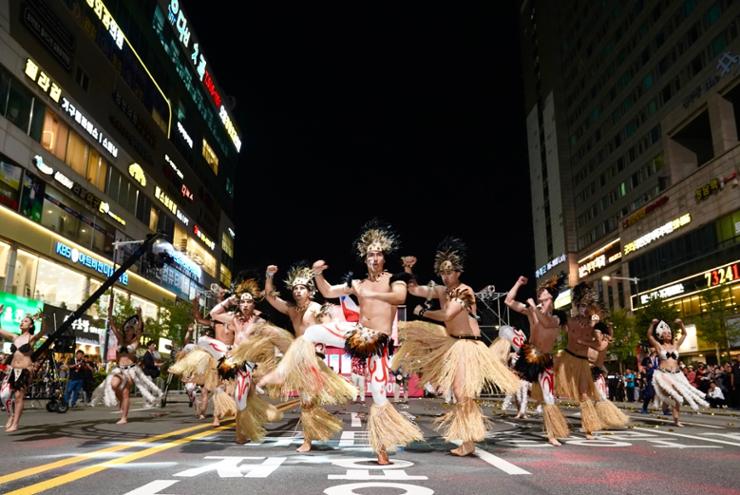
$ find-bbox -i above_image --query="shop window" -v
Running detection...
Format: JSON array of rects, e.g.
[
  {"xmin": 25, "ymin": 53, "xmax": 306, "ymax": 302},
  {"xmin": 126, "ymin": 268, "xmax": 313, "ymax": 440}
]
[
  {"xmin": 88, "ymin": 279, "xmax": 129, "ymax": 318},
  {"xmin": 20, "ymin": 173, "xmax": 46, "ymax": 223},
  {"xmin": 35, "ymin": 258, "xmax": 86, "ymax": 310},
  {"xmin": 0, "ymin": 241, "xmax": 10, "ymax": 290},
  {"xmin": 130, "ymin": 295, "xmax": 158, "ymax": 322},
  {"xmin": 86, "ymin": 148, "xmax": 108, "ymax": 192},
  {"xmin": 41, "ymin": 111, "xmax": 70, "ymax": 161},
  {"xmin": 12, "ymin": 250, "xmax": 38, "ymax": 299},
  {"xmin": 5, "ymin": 79, "xmax": 33, "ymax": 132},
  {"xmin": 0, "ymin": 158, "xmax": 23, "ymax": 210},
  {"xmin": 66, "ymin": 131, "xmax": 89, "ymax": 177}
]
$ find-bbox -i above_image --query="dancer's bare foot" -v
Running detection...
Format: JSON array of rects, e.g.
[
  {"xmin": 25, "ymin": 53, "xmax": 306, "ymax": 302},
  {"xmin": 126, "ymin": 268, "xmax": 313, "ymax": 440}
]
[
  {"xmin": 5, "ymin": 424, "xmax": 18, "ymax": 432},
  {"xmin": 198, "ymin": 414, "xmax": 206, "ymax": 420},
  {"xmin": 584, "ymin": 433, "xmax": 595, "ymax": 440},
  {"xmin": 296, "ymin": 440, "xmax": 312, "ymax": 452},
  {"xmin": 235, "ymin": 435, "xmax": 249, "ymax": 445},
  {"xmin": 5, "ymin": 417, "xmax": 13, "ymax": 429},
  {"xmin": 376, "ymin": 448, "xmax": 392, "ymax": 465},
  {"xmin": 674, "ymin": 421, "xmax": 684, "ymax": 427},
  {"xmin": 212, "ymin": 418, "xmax": 220, "ymax": 427},
  {"xmin": 116, "ymin": 418, "xmax": 128, "ymax": 425},
  {"xmin": 547, "ymin": 437, "xmax": 562, "ymax": 446},
  {"xmin": 451, "ymin": 442, "xmax": 476, "ymax": 456}
]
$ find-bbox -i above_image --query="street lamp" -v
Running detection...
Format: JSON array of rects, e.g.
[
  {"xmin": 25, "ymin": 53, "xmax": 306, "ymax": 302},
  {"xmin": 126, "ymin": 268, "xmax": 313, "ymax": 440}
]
[
  {"xmin": 601, "ymin": 275, "xmax": 639, "ymax": 285},
  {"xmin": 602, "ymin": 275, "xmax": 640, "ymax": 309}
]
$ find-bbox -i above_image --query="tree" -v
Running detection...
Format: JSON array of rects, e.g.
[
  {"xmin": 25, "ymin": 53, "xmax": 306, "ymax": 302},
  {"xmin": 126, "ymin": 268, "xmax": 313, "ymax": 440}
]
[
  {"xmin": 608, "ymin": 308, "xmax": 639, "ymax": 372},
  {"xmin": 143, "ymin": 298, "xmax": 195, "ymax": 347},
  {"xmin": 634, "ymin": 294, "xmax": 679, "ymax": 331},
  {"xmin": 696, "ymin": 286, "xmax": 740, "ymax": 363}
]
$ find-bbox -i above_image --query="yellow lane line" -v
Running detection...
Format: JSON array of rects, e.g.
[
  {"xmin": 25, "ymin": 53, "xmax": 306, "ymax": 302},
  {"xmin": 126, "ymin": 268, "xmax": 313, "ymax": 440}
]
[
  {"xmin": 5, "ymin": 423, "xmax": 233, "ymax": 495},
  {"xmin": 0, "ymin": 422, "xmax": 214, "ymax": 485}
]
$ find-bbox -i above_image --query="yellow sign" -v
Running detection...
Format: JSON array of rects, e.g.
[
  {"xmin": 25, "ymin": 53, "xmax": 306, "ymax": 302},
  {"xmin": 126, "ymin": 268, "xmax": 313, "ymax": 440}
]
[
  {"xmin": 128, "ymin": 163, "xmax": 147, "ymax": 187},
  {"xmin": 624, "ymin": 214, "xmax": 691, "ymax": 255}
]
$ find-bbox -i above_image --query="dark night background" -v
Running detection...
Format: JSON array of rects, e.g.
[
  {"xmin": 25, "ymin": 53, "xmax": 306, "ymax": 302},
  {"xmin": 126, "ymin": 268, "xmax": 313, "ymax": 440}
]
[{"xmin": 182, "ymin": 2, "xmax": 535, "ymax": 324}]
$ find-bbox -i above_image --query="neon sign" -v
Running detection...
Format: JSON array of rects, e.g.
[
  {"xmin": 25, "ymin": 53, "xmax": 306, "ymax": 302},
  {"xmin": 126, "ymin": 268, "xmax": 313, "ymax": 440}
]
[
  {"xmin": 98, "ymin": 202, "xmax": 126, "ymax": 226},
  {"xmin": 163, "ymin": 0, "xmax": 241, "ymax": 153},
  {"xmin": 154, "ymin": 185, "xmax": 177, "ymax": 215},
  {"xmin": 176, "ymin": 121, "xmax": 193, "ymax": 148},
  {"xmin": 535, "ymin": 253, "xmax": 566, "ymax": 278},
  {"xmin": 193, "ymin": 225, "xmax": 215, "ymax": 250},
  {"xmin": 623, "ymin": 214, "xmax": 691, "ymax": 256},
  {"xmin": 705, "ymin": 262, "xmax": 740, "ymax": 288},
  {"xmin": 128, "ymin": 163, "xmax": 147, "ymax": 187},
  {"xmin": 24, "ymin": 58, "xmax": 62, "ymax": 103},
  {"xmin": 632, "ymin": 259, "xmax": 740, "ymax": 308},
  {"xmin": 55, "ymin": 241, "xmax": 128, "ymax": 285},
  {"xmin": 164, "ymin": 154, "xmax": 184, "ymax": 179},
  {"xmin": 578, "ymin": 239, "xmax": 621, "ymax": 278},
  {"xmin": 84, "ymin": 0, "xmax": 124, "ymax": 49},
  {"xmin": 61, "ymin": 98, "xmax": 118, "ymax": 158}
]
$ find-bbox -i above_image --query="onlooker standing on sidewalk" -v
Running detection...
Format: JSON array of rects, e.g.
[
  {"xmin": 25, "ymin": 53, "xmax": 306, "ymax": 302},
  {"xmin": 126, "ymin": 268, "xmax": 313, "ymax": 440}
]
[
  {"xmin": 624, "ymin": 369, "xmax": 636, "ymax": 402},
  {"xmin": 141, "ymin": 341, "xmax": 162, "ymax": 384},
  {"xmin": 63, "ymin": 350, "xmax": 88, "ymax": 408}
]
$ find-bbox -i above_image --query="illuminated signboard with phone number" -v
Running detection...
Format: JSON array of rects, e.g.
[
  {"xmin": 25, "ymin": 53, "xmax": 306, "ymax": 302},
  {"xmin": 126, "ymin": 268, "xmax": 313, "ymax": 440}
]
[{"xmin": 632, "ymin": 260, "xmax": 740, "ymax": 308}]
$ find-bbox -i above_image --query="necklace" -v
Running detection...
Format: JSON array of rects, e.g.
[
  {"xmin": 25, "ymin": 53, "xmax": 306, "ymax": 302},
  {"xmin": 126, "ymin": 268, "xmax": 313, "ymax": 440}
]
[{"xmin": 295, "ymin": 301, "xmax": 310, "ymax": 312}]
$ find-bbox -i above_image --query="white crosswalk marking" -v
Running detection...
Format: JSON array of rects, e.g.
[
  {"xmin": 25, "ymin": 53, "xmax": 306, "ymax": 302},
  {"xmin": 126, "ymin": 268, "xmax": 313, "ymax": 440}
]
[
  {"xmin": 451, "ymin": 441, "xmax": 530, "ymax": 475},
  {"xmin": 351, "ymin": 412, "xmax": 362, "ymax": 427}
]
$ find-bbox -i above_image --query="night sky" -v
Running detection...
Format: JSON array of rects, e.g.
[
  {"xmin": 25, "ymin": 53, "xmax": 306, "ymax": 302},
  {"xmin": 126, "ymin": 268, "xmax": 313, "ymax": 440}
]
[{"xmin": 181, "ymin": 1, "xmax": 535, "ymax": 320}]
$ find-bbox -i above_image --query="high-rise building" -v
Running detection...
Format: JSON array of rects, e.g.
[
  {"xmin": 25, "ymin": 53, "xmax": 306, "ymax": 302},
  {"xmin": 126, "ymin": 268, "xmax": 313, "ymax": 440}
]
[
  {"xmin": 0, "ymin": 1, "xmax": 239, "ymax": 355},
  {"xmin": 521, "ymin": 0, "xmax": 740, "ymax": 361}
]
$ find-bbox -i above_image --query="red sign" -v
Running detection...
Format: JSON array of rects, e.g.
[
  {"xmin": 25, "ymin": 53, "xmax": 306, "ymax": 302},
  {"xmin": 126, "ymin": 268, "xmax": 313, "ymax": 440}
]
[
  {"xmin": 181, "ymin": 184, "xmax": 194, "ymax": 201},
  {"xmin": 203, "ymin": 70, "xmax": 222, "ymax": 108}
]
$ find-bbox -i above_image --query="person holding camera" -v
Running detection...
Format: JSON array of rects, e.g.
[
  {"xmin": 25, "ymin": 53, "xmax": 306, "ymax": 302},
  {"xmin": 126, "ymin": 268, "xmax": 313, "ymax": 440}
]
[{"xmin": 63, "ymin": 350, "xmax": 88, "ymax": 408}]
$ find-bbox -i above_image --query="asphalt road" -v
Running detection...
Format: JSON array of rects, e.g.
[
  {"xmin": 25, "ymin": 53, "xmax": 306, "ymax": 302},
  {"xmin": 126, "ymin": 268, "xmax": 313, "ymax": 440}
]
[{"xmin": 1, "ymin": 395, "xmax": 739, "ymax": 495}]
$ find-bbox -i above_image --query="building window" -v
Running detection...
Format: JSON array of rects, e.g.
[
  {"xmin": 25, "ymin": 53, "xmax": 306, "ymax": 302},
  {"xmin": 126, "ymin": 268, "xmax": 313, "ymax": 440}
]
[
  {"xmin": 220, "ymin": 263, "xmax": 232, "ymax": 287},
  {"xmin": 709, "ymin": 33, "xmax": 727, "ymax": 58},
  {"xmin": 705, "ymin": 3, "xmax": 721, "ymax": 26},
  {"xmin": 130, "ymin": 295, "xmax": 158, "ymax": 322},
  {"xmin": 643, "ymin": 73, "xmax": 653, "ymax": 90},
  {"xmin": 0, "ymin": 158, "xmax": 23, "ymax": 211},
  {"xmin": 35, "ymin": 258, "xmax": 86, "ymax": 310},
  {"xmin": 86, "ymin": 148, "xmax": 108, "ymax": 192},
  {"xmin": 149, "ymin": 207, "xmax": 160, "ymax": 233},
  {"xmin": 41, "ymin": 111, "xmax": 70, "ymax": 161},
  {"xmin": 5, "ymin": 79, "xmax": 33, "ymax": 132},
  {"xmin": 221, "ymin": 232, "xmax": 234, "ymax": 258},
  {"xmin": 66, "ymin": 131, "xmax": 89, "ymax": 177},
  {"xmin": 106, "ymin": 167, "xmax": 137, "ymax": 212},
  {"xmin": 75, "ymin": 67, "xmax": 89, "ymax": 91},
  {"xmin": 12, "ymin": 250, "xmax": 38, "ymax": 299}
]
